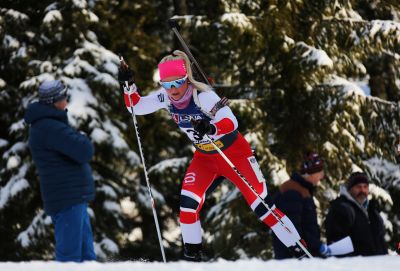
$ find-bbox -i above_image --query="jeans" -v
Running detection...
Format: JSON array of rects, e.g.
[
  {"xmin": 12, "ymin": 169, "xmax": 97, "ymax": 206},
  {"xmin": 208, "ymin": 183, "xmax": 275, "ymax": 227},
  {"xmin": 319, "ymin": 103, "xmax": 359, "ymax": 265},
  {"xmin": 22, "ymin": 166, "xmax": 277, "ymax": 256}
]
[{"xmin": 50, "ymin": 203, "xmax": 96, "ymax": 262}]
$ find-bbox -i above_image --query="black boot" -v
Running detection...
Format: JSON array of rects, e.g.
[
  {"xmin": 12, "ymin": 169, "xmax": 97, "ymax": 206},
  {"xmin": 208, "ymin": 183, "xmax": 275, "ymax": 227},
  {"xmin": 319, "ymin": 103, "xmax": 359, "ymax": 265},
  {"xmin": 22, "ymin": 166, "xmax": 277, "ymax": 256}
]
[
  {"xmin": 288, "ymin": 239, "xmax": 309, "ymax": 259},
  {"xmin": 183, "ymin": 243, "xmax": 204, "ymax": 262}
]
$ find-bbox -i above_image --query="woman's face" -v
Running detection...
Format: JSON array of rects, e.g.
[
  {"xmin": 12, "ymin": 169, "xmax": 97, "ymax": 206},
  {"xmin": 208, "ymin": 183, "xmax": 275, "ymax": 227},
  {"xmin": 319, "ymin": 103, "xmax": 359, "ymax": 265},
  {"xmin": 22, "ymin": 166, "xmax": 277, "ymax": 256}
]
[{"xmin": 161, "ymin": 75, "xmax": 189, "ymax": 101}]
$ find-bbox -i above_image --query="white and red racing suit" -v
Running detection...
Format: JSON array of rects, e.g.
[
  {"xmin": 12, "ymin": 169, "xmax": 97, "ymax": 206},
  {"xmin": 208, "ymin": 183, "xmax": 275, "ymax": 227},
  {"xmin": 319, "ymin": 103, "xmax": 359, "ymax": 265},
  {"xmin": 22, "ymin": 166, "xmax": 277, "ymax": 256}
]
[{"xmin": 124, "ymin": 87, "xmax": 301, "ymax": 249}]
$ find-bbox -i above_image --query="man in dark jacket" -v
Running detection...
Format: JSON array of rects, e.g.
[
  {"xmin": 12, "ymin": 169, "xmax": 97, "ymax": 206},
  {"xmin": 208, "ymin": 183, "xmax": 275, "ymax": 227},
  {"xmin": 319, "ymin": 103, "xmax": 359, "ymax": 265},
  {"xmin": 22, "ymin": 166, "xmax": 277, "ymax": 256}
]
[
  {"xmin": 325, "ymin": 172, "xmax": 387, "ymax": 256},
  {"xmin": 272, "ymin": 152, "xmax": 329, "ymax": 259},
  {"xmin": 24, "ymin": 80, "xmax": 96, "ymax": 262}
]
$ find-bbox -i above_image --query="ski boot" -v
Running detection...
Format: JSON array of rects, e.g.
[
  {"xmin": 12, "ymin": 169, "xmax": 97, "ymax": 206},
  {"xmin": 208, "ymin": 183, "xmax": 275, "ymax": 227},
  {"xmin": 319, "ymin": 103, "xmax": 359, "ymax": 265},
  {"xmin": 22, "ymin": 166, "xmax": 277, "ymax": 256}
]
[
  {"xmin": 288, "ymin": 239, "xmax": 309, "ymax": 259},
  {"xmin": 183, "ymin": 243, "xmax": 204, "ymax": 262}
]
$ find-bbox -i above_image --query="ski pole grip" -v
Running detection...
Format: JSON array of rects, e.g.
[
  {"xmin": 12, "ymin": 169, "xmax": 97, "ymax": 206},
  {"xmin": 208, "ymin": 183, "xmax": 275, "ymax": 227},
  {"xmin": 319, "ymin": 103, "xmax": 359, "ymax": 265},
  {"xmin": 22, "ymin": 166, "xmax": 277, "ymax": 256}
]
[{"xmin": 168, "ymin": 18, "xmax": 181, "ymax": 30}]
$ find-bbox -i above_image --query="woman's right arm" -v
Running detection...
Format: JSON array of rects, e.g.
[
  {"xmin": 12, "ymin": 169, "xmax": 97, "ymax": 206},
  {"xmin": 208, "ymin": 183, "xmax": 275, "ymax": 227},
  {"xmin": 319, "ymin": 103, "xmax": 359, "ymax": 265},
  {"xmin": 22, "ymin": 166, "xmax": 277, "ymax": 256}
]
[{"xmin": 124, "ymin": 89, "xmax": 167, "ymax": 115}]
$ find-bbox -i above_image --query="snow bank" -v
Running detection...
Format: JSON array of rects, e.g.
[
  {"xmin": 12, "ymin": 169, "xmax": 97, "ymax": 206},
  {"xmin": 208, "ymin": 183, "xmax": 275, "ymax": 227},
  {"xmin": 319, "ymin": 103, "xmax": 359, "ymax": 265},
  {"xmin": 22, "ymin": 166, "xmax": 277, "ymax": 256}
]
[{"xmin": 0, "ymin": 255, "xmax": 398, "ymax": 271}]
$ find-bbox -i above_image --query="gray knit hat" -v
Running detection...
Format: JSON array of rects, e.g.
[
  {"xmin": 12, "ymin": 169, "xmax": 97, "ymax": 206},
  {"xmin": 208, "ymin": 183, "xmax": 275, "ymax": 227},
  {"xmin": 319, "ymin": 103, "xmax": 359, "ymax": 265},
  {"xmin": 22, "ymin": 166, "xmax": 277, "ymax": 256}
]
[{"xmin": 38, "ymin": 80, "xmax": 67, "ymax": 104}]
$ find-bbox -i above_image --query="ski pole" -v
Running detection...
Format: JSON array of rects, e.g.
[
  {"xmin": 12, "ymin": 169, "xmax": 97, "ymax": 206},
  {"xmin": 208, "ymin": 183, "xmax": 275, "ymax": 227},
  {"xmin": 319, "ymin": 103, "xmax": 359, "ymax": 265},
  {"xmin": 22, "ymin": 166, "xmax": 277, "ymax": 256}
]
[
  {"xmin": 203, "ymin": 133, "xmax": 313, "ymax": 259},
  {"xmin": 168, "ymin": 18, "xmax": 211, "ymax": 86},
  {"xmin": 120, "ymin": 56, "xmax": 167, "ymax": 263}
]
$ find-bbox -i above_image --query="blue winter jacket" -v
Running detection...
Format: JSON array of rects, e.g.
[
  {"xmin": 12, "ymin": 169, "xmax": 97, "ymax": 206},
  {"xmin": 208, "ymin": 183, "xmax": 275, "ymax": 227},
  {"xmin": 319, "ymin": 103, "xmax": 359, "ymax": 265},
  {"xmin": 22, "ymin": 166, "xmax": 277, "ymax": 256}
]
[{"xmin": 24, "ymin": 102, "xmax": 95, "ymax": 215}]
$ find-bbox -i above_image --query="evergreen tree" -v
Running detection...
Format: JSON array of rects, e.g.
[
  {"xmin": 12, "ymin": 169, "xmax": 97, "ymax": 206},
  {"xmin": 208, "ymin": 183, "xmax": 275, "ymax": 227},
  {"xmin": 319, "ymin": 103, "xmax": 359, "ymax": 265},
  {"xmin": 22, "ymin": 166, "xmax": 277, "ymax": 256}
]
[
  {"xmin": 167, "ymin": 0, "xmax": 400, "ymax": 259},
  {"xmin": 0, "ymin": 0, "xmax": 143, "ymax": 260},
  {"xmin": 1, "ymin": 0, "xmax": 399, "ymax": 261}
]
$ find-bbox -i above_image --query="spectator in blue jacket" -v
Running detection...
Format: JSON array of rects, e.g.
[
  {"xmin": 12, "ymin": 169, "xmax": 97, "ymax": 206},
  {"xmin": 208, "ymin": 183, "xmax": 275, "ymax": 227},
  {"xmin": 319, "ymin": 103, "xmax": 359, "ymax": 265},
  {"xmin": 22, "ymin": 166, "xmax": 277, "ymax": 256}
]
[
  {"xmin": 272, "ymin": 152, "xmax": 330, "ymax": 259},
  {"xmin": 24, "ymin": 80, "xmax": 96, "ymax": 262}
]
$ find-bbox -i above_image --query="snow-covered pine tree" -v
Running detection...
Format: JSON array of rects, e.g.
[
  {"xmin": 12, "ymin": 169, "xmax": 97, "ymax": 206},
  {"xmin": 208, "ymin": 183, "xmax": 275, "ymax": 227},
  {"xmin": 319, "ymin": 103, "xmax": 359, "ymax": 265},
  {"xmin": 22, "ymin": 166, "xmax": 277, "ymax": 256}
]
[
  {"xmin": 1, "ymin": 0, "xmax": 400, "ymax": 261},
  {"xmin": 0, "ymin": 0, "xmax": 148, "ymax": 260},
  {"xmin": 262, "ymin": 0, "xmax": 400, "ymax": 249},
  {"xmin": 167, "ymin": 0, "xmax": 400, "ymax": 259}
]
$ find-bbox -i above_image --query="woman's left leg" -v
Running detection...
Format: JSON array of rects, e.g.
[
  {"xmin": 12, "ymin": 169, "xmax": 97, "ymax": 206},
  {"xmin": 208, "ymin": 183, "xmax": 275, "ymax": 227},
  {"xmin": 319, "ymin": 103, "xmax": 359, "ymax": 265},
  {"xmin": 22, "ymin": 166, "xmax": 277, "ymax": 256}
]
[{"xmin": 217, "ymin": 138, "xmax": 301, "ymax": 248}]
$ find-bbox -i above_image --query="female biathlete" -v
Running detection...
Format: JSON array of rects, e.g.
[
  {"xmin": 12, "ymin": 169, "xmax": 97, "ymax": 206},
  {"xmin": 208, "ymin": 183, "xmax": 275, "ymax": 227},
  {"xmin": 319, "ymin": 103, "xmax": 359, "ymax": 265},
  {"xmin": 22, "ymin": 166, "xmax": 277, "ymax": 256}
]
[{"xmin": 119, "ymin": 50, "xmax": 304, "ymax": 261}]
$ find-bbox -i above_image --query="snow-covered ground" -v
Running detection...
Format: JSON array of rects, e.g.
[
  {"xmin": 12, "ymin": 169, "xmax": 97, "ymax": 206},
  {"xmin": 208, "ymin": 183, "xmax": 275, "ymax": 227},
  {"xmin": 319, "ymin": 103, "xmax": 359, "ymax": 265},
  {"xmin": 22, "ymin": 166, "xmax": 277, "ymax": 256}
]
[{"xmin": 1, "ymin": 255, "xmax": 399, "ymax": 271}]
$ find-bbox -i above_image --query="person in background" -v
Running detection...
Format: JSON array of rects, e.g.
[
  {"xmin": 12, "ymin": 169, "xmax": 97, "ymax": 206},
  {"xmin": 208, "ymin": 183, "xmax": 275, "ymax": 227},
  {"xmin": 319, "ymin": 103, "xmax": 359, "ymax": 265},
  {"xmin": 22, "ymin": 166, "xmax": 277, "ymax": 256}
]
[
  {"xmin": 272, "ymin": 152, "xmax": 330, "ymax": 259},
  {"xmin": 24, "ymin": 80, "xmax": 96, "ymax": 262},
  {"xmin": 325, "ymin": 172, "xmax": 387, "ymax": 256}
]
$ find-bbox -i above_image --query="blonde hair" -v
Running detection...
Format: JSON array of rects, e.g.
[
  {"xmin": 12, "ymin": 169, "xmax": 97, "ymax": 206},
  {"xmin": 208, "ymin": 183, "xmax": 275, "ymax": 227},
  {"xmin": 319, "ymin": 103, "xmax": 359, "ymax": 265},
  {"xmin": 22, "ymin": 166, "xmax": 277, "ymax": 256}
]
[{"xmin": 159, "ymin": 50, "xmax": 211, "ymax": 92}]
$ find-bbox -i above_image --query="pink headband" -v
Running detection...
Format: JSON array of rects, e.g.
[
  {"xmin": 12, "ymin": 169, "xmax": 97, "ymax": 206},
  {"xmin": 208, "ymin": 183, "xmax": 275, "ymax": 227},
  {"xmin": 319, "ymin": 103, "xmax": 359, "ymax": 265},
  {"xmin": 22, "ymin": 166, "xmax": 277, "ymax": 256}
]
[{"xmin": 158, "ymin": 59, "xmax": 187, "ymax": 80}]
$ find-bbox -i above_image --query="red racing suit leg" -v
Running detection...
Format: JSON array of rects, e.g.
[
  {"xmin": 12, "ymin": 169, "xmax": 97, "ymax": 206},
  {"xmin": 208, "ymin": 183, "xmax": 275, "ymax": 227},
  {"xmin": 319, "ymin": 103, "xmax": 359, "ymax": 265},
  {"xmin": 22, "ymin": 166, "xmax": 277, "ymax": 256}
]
[
  {"xmin": 179, "ymin": 152, "xmax": 219, "ymax": 244},
  {"xmin": 180, "ymin": 133, "xmax": 300, "ymax": 248}
]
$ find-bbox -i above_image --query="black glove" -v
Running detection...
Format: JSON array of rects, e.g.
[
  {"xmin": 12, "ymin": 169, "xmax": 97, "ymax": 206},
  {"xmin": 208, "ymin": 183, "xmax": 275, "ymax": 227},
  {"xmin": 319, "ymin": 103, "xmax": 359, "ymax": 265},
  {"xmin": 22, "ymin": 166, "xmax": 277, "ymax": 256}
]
[
  {"xmin": 118, "ymin": 66, "xmax": 134, "ymax": 83},
  {"xmin": 191, "ymin": 119, "xmax": 216, "ymax": 137},
  {"xmin": 396, "ymin": 242, "xmax": 400, "ymax": 255},
  {"xmin": 288, "ymin": 239, "xmax": 308, "ymax": 259},
  {"xmin": 118, "ymin": 57, "xmax": 135, "ymax": 91}
]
